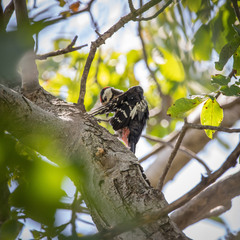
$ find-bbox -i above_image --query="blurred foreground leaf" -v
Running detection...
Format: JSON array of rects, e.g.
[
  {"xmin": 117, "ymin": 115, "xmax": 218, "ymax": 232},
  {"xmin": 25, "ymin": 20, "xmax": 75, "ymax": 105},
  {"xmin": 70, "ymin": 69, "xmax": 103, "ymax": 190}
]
[
  {"xmin": 0, "ymin": 219, "xmax": 23, "ymax": 240},
  {"xmin": 215, "ymin": 35, "xmax": 240, "ymax": 71}
]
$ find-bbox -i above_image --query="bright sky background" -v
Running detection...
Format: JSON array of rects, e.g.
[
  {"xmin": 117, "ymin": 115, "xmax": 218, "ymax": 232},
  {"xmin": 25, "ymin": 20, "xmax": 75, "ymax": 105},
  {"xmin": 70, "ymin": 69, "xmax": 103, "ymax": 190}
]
[{"xmin": 3, "ymin": 0, "xmax": 240, "ymax": 239}]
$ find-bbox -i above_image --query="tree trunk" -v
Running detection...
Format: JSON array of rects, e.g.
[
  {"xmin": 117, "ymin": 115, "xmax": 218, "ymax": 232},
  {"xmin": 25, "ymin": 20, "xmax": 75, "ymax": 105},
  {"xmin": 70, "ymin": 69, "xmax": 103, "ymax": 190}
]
[{"xmin": 0, "ymin": 84, "xmax": 188, "ymax": 239}]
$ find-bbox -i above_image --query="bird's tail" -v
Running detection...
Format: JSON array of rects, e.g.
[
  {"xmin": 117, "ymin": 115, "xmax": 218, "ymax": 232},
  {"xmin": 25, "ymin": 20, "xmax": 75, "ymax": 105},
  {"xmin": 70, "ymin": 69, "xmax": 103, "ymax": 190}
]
[{"xmin": 130, "ymin": 142, "xmax": 136, "ymax": 153}]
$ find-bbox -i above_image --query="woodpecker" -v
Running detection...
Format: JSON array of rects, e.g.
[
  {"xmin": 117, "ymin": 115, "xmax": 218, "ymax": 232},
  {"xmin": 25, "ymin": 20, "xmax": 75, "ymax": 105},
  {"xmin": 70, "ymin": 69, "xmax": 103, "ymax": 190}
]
[{"xmin": 89, "ymin": 86, "xmax": 149, "ymax": 153}]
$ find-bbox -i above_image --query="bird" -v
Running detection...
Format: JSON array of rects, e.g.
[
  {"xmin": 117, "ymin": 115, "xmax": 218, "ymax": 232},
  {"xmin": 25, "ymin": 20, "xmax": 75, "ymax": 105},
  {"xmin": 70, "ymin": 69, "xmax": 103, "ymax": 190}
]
[{"xmin": 88, "ymin": 86, "xmax": 149, "ymax": 153}]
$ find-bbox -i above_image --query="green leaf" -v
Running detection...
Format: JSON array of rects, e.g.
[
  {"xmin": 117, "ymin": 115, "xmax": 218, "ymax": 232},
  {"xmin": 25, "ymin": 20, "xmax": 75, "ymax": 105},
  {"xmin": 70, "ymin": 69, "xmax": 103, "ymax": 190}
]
[
  {"xmin": 0, "ymin": 219, "xmax": 23, "ymax": 240},
  {"xmin": 159, "ymin": 49, "xmax": 185, "ymax": 82},
  {"xmin": 209, "ymin": 216, "xmax": 226, "ymax": 226},
  {"xmin": 193, "ymin": 25, "xmax": 213, "ymax": 61},
  {"xmin": 233, "ymin": 47, "xmax": 240, "ymax": 75},
  {"xmin": 220, "ymin": 85, "xmax": 240, "ymax": 96},
  {"xmin": 167, "ymin": 97, "xmax": 203, "ymax": 118},
  {"xmin": 233, "ymin": 24, "xmax": 240, "ymax": 36},
  {"xmin": 215, "ymin": 35, "xmax": 240, "ymax": 71},
  {"xmin": 185, "ymin": 0, "xmax": 202, "ymax": 12},
  {"xmin": 200, "ymin": 98, "xmax": 223, "ymax": 139},
  {"xmin": 211, "ymin": 74, "xmax": 230, "ymax": 86}
]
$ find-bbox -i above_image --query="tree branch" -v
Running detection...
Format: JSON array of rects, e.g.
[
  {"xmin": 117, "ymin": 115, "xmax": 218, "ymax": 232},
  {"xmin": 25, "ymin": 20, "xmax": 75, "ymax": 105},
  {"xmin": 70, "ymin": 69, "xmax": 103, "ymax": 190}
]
[
  {"xmin": 171, "ymin": 170, "xmax": 240, "ymax": 229},
  {"xmin": 134, "ymin": 0, "xmax": 173, "ymax": 21},
  {"xmin": 231, "ymin": 0, "xmax": 240, "ymax": 23},
  {"xmin": 79, "ymin": 141, "xmax": 240, "ymax": 239},
  {"xmin": 157, "ymin": 120, "xmax": 188, "ymax": 191},
  {"xmin": 0, "ymin": 84, "xmax": 187, "ymax": 240},
  {"xmin": 2, "ymin": 0, "xmax": 14, "ymax": 30},
  {"xmin": 143, "ymin": 134, "xmax": 212, "ymax": 175},
  {"xmin": 77, "ymin": 0, "xmax": 168, "ymax": 111},
  {"xmin": 13, "ymin": 0, "xmax": 29, "ymax": 29},
  {"xmin": 36, "ymin": 36, "xmax": 88, "ymax": 60},
  {"xmin": 138, "ymin": 20, "xmax": 172, "ymax": 117},
  {"xmin": 146, "ymin": 97, "xmax": 240, "ymax": 187},
  {"xmin": 186, "ymin": 123, "xmax": 240, "ymax": 133},
  {"xmin": 32, "ymin": 0, "xmax": 95, "ymax": 33}
]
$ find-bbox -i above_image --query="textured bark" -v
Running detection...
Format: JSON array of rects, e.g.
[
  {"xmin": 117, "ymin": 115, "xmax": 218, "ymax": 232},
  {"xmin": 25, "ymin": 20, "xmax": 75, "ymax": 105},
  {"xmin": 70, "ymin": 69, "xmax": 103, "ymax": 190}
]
[
  {"xmin": 146, "ymin": 97, "xmax": 240, "ymax": 187},
  {"xmin": 171, "ymin": 170, "xmax": 240, "ymax": 229},
  {"xmin": 0, "ymin": 84, "xmax": 187, "ymax": 239}
]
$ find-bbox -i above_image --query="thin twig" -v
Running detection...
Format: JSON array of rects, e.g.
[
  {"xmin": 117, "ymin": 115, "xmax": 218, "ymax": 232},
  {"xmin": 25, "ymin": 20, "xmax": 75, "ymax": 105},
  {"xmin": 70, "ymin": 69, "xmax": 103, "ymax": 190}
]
[
  {"xmin": 77, "ymin": 0, "xmax": 166, "ymax": 112},
  {"xmin": 139, "ymin": 143, "xmax": 166, "ymax": 163},
  {"xmin": 139, "ymin": 131, "xmax": 180, "ymax": 163},
  {"xmin": 13, "ymin": 0, "xmax": 30, "ymax": 28},
  {"xmin": 88, "ymin": 9, "xmax": 102, "ymax": 85},
  {"xmin": 71, "ymin": 190, "xmax": 78, "ymax": 237},
  {"xmin": 2, "ymin": 0, "xmax": 14, "ymax": 30},
  {"xmin": 231, "ymin": 0, "xmax": 240, "ymax": 23},
  {"xmin": 134, "ymin": 0, "xmax": 173, "ymax": 21},
  {"xmin": 157, "ymin": 119, "xmax": 188, "ymax": 191},
  {"xmin": 32, "ymin": 0, "xmax": 95, "ymax": 33},
  {"xmin": 128, "ymin": 0, "xmax": 136, "ymax": 12},
  {"xmin": 36, "ymin": 36, "xmax": 88, "ymax": 60},
  {"xmin": 186, "ymin": 123, "xmax": 240, "ymax": 133},
  {"xmin": 143, "ymin": 134, "xmax": 212, "ymax": 175},
  {"xmin": 79, "ymin": 141, "xmax": 240, "ymax": 240},
  {"xmin": 138, "ymin": 22, "xmax": 163, "ymax": 99}
]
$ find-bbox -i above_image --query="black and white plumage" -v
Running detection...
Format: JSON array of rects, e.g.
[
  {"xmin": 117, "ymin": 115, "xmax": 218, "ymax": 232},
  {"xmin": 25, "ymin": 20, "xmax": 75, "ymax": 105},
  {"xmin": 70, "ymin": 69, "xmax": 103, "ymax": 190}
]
[{"xmin": 89, "ymin": 86, "xmax": 149, "ymax": 153}]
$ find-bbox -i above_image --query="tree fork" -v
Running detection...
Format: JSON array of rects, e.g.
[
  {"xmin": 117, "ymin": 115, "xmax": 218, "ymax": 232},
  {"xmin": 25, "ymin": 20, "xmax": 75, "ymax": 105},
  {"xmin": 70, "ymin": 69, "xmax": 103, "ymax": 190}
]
[{"xmin": 0, "ymin": 84, "xmax": 188, "ymax": 239}]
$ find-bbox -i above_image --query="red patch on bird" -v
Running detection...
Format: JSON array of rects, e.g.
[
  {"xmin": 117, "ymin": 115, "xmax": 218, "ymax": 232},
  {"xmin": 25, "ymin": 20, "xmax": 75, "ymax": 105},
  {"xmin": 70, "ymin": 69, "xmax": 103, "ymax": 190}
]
[
  {"xmin": 100, "ymin": 86, "xmax": 110, "ymax": 103},
  {"xmin": 121, "ymin": 127, "xmax": 130, "ymax": 146}
]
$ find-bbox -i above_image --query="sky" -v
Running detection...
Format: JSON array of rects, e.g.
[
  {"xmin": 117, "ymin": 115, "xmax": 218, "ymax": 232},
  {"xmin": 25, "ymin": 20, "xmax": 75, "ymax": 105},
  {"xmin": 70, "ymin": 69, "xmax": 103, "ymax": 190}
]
[{"xmin": 2, "ymin": 0, "xmax": 240, "ymax": 239}]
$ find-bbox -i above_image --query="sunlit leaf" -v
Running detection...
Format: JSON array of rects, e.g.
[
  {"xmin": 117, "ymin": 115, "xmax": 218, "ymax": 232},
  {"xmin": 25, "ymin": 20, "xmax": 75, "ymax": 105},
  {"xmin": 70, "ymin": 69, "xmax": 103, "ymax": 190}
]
[
  {"xmin": 220, "ymin": 85, "xmax": 240, "ymax": 96},
  {"xmin": 159, "ymin": 49, "xmax": 185, "ymax": 82},
  {"xmin": 59, "ymin": 11, "xmax": 71, "ymax": 18},
  {"xmin": 184, "ymin": 0, "xmax": 202, "ymax": 12},
  {"xmin": 211, "ymin": 74, "xmax": 230, "ymax": 86},
  {"xmin": 215, "ymin": 35, "xmax": 240, "ymax": 71},
  {"xmin": 167, "ymin": 97, "xmax": 203, "ymax": 118},
  {"xmin": 200, "ymin": 98, "xmax": 223, "ymax": 139},
  {"xmin": 0, "ymin": 219, "xmax": 23, "ymax": 240},
  {"xmin": 233, "ymin": 47, "xmax": 240, "ymax": 75},
  {"xmin": 58, "ymin": 0, "xmax": 66, "ymax": 7},
  {"xmin": 193, "ymin": 25, "xmax": 213, "ymax": 61},
  {"xmin": 69, "ymin": 1, "xmax": 80, "ymax": 12}
]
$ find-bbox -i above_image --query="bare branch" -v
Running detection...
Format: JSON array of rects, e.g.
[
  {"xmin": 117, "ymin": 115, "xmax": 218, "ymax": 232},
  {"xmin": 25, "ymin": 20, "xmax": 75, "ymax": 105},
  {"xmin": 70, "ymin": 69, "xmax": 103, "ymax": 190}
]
[
  {"xmin": 157, "ymin": 120, "xmax": 188, "ymax": 191},
  {"xmin": 32, "ymin": 0, "xmax": 95, "ymax": 32},
  {"xmin": 3, "ymin": 0, "xmax": 14, "ymax": 29},
  {"xmin": 79, "ymin": 141, "xmax": 240, "ymax": 240},
  {"xmin": 13, "ymin": 0, "xmax": 29, "ymax": 29},
  {"xmin": 143, "ymin": 134, "xmax": 212, "ymax": 175},
  {"xmin": 186, "ymin": 123, "xmax": 240, "ymax": 133},
  {"xmin": 139, "ymin": 143, "xmax": 165, "ymax": 163},
  {"xmin": 138, "ymin": 23, "xmax": 161, "ymax": 93},
  {"xmin": 77, "ymin": 0, "xmax": 169, "ymax": 112},
  {"xmin": 128, "ymin": 0, "xmax": 136, "ymax": 12},
  {"xmin": 171, "ymin": 170, "xmax": 240, "ymax": 229},
  {"xmin": 139, "ymin": 131, "xmax": 180, "ymax": 163},
  {"xmin": 0, "ymin": 1, "xmax": 4, "ymax": 31},
  {"xmin": 134, "ymin": 0, "xmax": 173, "ymax": 21},
  {"xmin": 36, "ymin": 36, "xmax": 88, "ymax": 60},
  {"xmin": 146, "ymin": 97, "xmax": 240, "ymax": 187}
]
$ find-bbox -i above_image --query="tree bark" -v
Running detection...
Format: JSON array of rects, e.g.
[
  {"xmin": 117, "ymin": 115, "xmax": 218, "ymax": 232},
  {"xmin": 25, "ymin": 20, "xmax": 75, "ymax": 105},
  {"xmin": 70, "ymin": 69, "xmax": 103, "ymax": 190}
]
[{"xmin": 0, "ymin": 84, "xmax": 187, "ymax": 239}]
